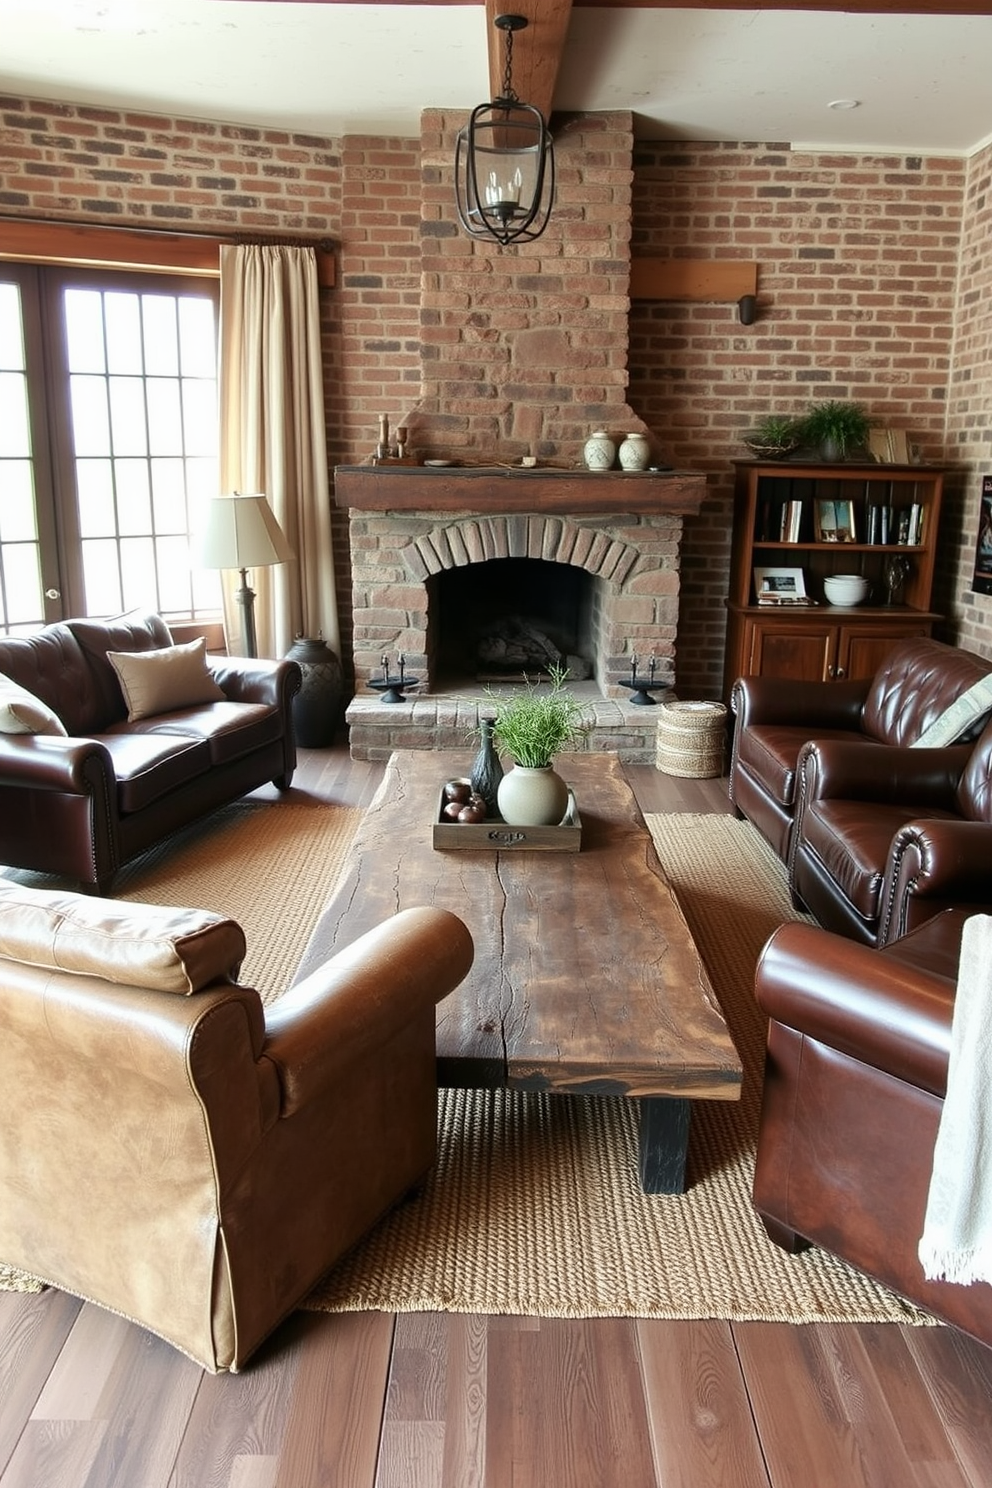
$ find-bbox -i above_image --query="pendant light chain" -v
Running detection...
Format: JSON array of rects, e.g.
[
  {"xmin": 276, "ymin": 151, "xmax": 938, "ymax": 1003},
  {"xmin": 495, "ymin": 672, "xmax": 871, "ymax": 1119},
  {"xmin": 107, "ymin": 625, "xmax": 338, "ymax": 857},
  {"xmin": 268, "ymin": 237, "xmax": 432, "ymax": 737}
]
[{"xmin": 501, "ymin": 24, "xmax": 517, "ymax": 102}]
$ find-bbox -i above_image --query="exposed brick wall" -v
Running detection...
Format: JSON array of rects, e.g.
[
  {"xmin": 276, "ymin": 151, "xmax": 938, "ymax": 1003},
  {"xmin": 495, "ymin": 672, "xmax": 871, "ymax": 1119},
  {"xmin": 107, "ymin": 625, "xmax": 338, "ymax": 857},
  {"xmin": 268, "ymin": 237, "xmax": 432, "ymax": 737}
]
[
  {"xmin": 3, "ymin": 92, "xmax": 991, "ymax": 698},
  {"xmin": 944, "ymin": 140, "xmax": 992, "ymax": 659},
  {"xmin": 629, "ymin": 142, "xmax": 968, "ymax": 695}
]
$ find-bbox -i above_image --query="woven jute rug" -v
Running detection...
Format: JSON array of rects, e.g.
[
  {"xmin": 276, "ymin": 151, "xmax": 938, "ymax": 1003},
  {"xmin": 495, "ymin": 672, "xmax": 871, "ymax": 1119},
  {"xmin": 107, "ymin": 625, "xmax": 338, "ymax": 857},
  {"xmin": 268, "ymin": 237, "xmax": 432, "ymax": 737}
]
[{"xmin": 2, "ymin": 802, "xmax": 933, "ymax": 1325}]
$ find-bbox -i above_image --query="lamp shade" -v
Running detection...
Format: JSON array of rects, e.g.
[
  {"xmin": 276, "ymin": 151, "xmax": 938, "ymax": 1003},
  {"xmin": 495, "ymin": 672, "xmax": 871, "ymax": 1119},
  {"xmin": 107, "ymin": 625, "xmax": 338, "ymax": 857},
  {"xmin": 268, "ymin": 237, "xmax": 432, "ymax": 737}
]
[{"xmin": 195, "ymin": 493, "xmax": 294, "ymax": 572}]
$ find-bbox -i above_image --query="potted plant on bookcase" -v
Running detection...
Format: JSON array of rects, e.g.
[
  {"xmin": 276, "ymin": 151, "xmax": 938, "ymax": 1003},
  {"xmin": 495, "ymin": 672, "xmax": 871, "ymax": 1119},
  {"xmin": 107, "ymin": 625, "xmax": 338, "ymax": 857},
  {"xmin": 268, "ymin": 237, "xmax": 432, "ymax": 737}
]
[
  {"xmin": 480, "ymin": 665, "xmax": 587, "ymax": 826},
  {"xmin": 798, "ymin": 400, "xmax": 874, "ymax": 462},
  {"xmin": 741, "ymin": 414, "xmax": 802, "ymax": 461}
]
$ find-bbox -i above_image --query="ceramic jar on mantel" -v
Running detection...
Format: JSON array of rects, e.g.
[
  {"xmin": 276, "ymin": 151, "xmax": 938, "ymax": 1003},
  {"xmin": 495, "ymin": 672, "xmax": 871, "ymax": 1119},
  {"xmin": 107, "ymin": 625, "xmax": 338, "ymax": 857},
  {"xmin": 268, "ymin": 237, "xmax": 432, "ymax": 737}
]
[
  {"xmin": 583, "ymin": 430, "xmax": 616, "ymax": 471},
  {"xmin": 618, "ymin": 432, "xmax": 651, "ymax": 471}
]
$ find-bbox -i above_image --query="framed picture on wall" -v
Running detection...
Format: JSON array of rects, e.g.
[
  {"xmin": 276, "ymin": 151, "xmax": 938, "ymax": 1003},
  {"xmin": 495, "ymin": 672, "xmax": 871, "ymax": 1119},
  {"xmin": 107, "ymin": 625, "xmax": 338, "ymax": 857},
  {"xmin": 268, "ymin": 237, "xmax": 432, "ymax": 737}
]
[{"xmin": 972, "ymin": 475, "xmax": 992, "ymax": 596}]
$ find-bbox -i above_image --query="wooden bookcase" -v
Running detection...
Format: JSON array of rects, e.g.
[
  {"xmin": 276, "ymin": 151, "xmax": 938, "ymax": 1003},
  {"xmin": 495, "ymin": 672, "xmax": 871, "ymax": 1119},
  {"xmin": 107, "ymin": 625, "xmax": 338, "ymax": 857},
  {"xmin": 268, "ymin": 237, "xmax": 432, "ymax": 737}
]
[{"xmin": 723, "ymin": 460, "xmax": 946, "ymax": 696}]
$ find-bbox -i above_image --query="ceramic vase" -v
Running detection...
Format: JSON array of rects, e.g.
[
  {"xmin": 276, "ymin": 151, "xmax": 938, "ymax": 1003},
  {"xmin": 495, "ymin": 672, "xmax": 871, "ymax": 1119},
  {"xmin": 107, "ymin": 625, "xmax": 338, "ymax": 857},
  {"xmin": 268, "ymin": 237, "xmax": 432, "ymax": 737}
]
[
  {"xmin": 285, "ymin": 634, "xmax": 343, "ymax": 747},
  {"xmin": 618, "ymin": 433, "xmax": 650, "ymax": 471},
  {"xmin": 496, "ymin": 764, "xmax": 569, "ymax": 827},
  {"xmin": 583, "ymin": 430, "xmax": 616, "ymax": 471},
  {"xmin": 469, "ymin": 716, "xmax": 504, "ymax": 818}
]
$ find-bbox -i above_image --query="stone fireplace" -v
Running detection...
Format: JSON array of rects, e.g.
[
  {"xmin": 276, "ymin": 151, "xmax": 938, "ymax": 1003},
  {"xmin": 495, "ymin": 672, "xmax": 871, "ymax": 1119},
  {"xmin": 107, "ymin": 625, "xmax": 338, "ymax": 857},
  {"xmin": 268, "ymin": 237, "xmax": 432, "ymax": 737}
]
[
  {"xmin": 334, "ymin": 107, "xmax": 708, "ymax": 761},
  {"xmin": 337, "ymin": 467, "xmax": 705, "ymax": 761}
]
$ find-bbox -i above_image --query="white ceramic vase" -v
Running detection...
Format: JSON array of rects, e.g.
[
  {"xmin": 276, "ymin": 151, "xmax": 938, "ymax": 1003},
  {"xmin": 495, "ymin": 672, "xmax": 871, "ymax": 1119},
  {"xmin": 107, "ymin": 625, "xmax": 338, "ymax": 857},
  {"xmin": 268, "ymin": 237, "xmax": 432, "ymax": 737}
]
[
  {"xmin": 497, "ymin": 764, "xmax": 569, "ymax": 827},
  {"xmin": 583, "ymin": 430, "xmax": 616, "ymax": 471},
  {"xmin": 618, "ymin": 432, "xmax": 650, "ymax": 471}
]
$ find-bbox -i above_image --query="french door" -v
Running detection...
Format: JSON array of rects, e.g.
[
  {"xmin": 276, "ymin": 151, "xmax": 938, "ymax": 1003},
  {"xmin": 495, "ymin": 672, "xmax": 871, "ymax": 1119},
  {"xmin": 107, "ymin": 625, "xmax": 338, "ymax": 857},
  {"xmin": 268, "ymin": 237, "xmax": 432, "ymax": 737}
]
[{"xmin": 0, "ymin": 262, "xmax": 221, "ymax": 635}]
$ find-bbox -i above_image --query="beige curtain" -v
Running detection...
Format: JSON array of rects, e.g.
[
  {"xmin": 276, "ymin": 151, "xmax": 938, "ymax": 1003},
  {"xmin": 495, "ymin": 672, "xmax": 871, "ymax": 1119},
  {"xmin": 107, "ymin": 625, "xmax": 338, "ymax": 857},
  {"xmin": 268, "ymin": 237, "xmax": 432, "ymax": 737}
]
[{"xmin": 218, "ymin": 244, "xmax": 338, "ymax": 658}]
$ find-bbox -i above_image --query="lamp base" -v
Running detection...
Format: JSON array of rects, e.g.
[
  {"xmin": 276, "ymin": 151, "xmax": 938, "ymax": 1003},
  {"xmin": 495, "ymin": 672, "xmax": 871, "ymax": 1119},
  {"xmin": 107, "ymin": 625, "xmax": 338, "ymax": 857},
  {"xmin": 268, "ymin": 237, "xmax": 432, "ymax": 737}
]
[{"xmin": 236, "ymin": 569, "xmax": 258, "ymax": 658}]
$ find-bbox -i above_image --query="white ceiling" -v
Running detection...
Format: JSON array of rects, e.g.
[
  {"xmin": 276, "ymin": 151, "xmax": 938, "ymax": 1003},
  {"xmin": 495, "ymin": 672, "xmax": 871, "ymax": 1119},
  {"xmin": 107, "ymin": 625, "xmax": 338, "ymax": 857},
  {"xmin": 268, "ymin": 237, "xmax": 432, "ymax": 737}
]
[{"xmin": 1, "ymin": 2, "xmax": 991, "ymax": 155}]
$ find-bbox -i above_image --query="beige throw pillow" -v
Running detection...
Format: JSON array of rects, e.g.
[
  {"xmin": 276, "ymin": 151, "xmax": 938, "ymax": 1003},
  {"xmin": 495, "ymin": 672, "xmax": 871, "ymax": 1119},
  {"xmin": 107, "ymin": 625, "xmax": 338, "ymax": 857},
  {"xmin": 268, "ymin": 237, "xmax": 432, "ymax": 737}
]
[
  {"xmin": 912, "ymin": 675, "xmax": 992, "ymax": 748},
  {"xmin": 0, "ymin": 881, "xmax": 246, "ymax": 994},
  {"xmin": 108, "ymin": 636, "xmax": 225, "ymax": 722},
  {"xmin": 0, "ymin": 675, "xmax": 68, "ymax": 736}
]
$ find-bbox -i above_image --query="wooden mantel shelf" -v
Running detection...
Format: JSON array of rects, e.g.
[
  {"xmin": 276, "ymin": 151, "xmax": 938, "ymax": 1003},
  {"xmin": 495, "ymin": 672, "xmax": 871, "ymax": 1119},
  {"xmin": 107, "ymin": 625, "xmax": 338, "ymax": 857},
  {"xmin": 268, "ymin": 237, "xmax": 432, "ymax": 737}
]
[{"xmin": 333, "ymin": 465, "xmax": 708, "ymax": 516}]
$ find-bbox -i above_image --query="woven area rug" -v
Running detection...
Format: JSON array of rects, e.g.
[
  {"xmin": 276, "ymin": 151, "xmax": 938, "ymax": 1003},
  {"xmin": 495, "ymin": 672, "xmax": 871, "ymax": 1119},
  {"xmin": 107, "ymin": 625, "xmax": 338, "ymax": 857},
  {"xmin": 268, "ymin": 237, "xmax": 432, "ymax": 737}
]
[{"xmin": 2, "ymin": 804, "xmax": 933, "ymax": 1324}]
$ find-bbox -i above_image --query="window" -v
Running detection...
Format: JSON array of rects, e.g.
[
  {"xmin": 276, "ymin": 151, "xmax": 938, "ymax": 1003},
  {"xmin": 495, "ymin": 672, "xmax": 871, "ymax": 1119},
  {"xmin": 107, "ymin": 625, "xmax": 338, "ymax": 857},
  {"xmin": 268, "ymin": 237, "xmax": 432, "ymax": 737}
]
[{"xmin": 0, "ymin": 262, "xmax": 221, "ymax": 635}]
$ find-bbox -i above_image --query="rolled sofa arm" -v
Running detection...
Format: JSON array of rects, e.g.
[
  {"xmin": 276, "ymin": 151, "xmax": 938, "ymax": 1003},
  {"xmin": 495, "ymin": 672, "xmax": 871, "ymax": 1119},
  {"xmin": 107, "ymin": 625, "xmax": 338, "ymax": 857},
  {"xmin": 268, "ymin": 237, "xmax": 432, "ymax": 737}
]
[
  {"xmin": 731, "ymin": 674, "xmax": 869, "ymax": 730},
  {"xmin": 0, "ymin": 733, "xmax": 115, "ymax": 794},
  {"xmin": 755, "ymin": 921, "xmax": 952, "ymax": 1097},
  {"xmin": 879, "ymin": 819, "xmax": 992, "ymax": 944},
  {"xmin": 796, "ymin": 738, "xmax": 972, "ymax": 805},
  {"xmin": 208, "ymin": 656, "xmax": 301, "ymax": 709},
  {"xmin": 262, "ymin": 906, "xmax": 474, "ymax": 1115}
]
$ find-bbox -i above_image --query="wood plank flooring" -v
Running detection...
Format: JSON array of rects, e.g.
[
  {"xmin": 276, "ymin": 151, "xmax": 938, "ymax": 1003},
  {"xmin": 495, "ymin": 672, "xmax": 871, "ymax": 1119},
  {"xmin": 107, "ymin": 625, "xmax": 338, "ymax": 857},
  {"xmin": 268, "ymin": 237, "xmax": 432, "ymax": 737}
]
[{"xmin": 3, "ymin": 743, "xmax": 992, "ymax": 1488}]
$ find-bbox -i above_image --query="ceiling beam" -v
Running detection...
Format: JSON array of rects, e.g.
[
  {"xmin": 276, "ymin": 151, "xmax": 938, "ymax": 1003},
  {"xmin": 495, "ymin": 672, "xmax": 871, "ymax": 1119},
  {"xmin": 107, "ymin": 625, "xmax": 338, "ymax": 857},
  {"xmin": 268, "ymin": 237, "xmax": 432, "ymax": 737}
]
[{"xmin": 484, "ymin": 0, "xmax": 573, "ymax": 123}]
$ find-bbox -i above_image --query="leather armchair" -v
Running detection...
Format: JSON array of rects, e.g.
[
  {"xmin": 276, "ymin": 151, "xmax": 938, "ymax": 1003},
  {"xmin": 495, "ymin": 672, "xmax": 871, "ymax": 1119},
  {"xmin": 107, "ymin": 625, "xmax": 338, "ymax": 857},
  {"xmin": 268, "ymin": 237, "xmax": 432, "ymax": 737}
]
[
  {"xmin": 753, "ymin": 909, "xmax": 992, "ymax": 1350},
  {"xmin": 0, "ymin": 883, "xmax": 473, "ymax": 1372},
  {"xmin": 729, "ymin": 638, "xmax": 992, "ymax": 861},
  {"xmin": 789, "ymin": 715, "xmax": 992, "ymax": 945}
]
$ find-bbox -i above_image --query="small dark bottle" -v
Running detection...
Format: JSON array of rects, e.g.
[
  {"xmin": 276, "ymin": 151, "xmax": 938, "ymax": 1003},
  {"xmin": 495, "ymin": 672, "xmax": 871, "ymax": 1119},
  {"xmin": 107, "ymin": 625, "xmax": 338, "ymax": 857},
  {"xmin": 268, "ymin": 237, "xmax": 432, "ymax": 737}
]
[{"xmin": 470, "ymin": 716, "xmax": 504, "ymax": 819}]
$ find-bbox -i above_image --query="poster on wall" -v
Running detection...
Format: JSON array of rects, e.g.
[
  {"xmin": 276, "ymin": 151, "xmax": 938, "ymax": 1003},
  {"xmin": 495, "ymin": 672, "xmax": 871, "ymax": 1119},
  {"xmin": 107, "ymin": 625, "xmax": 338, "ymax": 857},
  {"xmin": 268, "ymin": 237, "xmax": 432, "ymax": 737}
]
[{"xmin": 973, "ymin": 475, "xmax": 992, "ymax": 596}]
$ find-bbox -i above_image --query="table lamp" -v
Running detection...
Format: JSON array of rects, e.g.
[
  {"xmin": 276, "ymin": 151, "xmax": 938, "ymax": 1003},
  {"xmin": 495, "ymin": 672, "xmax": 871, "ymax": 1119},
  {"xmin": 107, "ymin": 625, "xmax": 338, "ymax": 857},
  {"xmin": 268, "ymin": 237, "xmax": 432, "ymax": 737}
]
[{"xmin": 195, "ymin": 492, "xmax": 294, "ymax": 657}]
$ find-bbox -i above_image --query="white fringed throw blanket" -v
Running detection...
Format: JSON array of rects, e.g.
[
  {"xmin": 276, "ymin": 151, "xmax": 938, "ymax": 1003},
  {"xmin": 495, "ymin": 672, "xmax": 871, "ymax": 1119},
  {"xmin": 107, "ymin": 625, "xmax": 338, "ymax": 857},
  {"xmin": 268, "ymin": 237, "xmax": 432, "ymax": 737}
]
[{"xmin": 919, "ymin": 914, "xmax": 992, "ymax": 1285}]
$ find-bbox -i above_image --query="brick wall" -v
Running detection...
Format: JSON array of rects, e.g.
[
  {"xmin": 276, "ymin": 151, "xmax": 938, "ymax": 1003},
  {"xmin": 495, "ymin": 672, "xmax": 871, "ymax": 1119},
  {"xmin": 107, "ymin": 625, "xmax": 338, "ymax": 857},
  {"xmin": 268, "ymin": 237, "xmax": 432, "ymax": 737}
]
[
  {"xmin": 944, "ymin": 140, "xmax": 992, "ymax": 659},
  {"xmin": 629, "ymin": 141, "xmax": 968, "ymax": 694},
  {"xmin": 3, "ymin": 92, "xmax": 991, "ymax": 696}
]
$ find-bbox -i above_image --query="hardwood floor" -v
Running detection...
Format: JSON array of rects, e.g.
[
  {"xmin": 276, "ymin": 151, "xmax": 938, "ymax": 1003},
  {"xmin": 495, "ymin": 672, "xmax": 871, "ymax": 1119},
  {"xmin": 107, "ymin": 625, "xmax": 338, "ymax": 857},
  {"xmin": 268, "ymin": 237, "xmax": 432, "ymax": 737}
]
[{"xmin": 3, "ymin": 743, "xmax": 992, "ymax": 1488}]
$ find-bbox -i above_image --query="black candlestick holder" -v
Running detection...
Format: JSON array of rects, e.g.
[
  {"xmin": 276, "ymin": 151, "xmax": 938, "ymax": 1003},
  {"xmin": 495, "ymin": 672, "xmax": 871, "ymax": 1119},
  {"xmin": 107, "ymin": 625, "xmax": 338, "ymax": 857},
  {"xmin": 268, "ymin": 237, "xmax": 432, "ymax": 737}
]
[
  {"xmin": 622, "ymin": 675, "xmax": 669, "ymax": 706},
  {"xmin": 368, "ymin": 671, "xmax": 420, "ymax": 704}
]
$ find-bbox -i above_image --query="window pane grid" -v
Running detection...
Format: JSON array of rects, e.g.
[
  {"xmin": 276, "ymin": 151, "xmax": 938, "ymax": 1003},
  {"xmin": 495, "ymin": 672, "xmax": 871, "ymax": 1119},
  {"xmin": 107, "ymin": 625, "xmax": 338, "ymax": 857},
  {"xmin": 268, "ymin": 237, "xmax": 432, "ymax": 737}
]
[
  {"xmin": 0, "ymin": 282, "xmax": 46, "ymax": 630},
  {"xmin": 66, "ymin": 284, "xmax": 221, "ymax": 624}
]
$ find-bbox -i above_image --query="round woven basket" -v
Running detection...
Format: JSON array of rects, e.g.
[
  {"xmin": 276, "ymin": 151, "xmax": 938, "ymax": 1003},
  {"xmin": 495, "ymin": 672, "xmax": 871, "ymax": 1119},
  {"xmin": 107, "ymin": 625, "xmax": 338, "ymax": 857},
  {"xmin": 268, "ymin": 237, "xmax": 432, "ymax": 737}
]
[{"xmin": 656, "ymin": 699, "xmax": 728, "ymax": 778}]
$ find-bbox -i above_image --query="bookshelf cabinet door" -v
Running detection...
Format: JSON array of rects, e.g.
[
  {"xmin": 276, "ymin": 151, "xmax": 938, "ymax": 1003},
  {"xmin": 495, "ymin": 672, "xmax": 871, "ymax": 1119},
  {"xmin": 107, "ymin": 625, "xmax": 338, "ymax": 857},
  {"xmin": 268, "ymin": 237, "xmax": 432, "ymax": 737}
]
[
  {"xmin": 837, "ymin": 620, "xmax": 932, "ymax": 681},
  {"xmin": 744, "ymin": 617, "xmax": 837, "ymax": 683}
]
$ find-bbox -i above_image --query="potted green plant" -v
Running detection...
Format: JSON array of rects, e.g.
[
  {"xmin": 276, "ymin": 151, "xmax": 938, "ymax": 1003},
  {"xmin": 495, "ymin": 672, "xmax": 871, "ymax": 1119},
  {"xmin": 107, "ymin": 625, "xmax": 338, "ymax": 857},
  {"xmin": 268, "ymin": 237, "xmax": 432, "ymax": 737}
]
[
  {"xmin": 798, "ymin": 400, "xmax": 873, "ymax": 462},
  {"xmin": 741, "ymin": 414, "xmax": 802, "ymax": 460},
  {"xmin": 480, "ymin": 665, "xmax": 587, "ymax": 825}
]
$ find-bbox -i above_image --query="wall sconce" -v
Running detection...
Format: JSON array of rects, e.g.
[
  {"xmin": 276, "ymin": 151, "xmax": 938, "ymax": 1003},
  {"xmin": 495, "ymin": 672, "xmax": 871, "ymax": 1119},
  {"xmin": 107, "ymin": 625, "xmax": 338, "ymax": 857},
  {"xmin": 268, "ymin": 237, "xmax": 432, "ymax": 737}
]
[
  {"xmin": 454, "ymin": 13, "xmax": 555, "ymax": 246},
  {"xmin": 738, "ymin": 294, "xmax": 758, "ymax": 326},
  {"xmin": 194, "ymin": 492, "xmax": 294, "ymax": 658}
]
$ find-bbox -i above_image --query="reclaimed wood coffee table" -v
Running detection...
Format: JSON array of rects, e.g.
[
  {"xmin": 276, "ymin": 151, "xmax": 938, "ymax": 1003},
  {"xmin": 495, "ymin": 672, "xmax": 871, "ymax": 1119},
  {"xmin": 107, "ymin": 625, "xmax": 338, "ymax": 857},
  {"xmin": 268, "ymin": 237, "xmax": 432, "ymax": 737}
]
[{"xmin": 298, "ymin": 749, "xmax": 742, "ymax": 1193}]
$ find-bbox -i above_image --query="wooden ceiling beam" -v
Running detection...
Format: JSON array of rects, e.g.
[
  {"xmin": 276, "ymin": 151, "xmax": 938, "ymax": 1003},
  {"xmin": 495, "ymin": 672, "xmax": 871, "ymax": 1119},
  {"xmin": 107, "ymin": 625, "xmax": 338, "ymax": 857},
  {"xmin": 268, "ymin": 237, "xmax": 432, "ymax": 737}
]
[{"xmin": 484, "ymin": 0, "xmax": 573, "ymax": 124}]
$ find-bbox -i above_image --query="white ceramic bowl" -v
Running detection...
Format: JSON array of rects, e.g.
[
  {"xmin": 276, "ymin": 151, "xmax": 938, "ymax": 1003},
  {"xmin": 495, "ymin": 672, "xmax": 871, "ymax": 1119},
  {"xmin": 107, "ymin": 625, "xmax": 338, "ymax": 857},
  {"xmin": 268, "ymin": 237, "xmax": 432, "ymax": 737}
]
[{"xmin": 823, "ymin": 573, "xmax": 869, "ymax": 606}]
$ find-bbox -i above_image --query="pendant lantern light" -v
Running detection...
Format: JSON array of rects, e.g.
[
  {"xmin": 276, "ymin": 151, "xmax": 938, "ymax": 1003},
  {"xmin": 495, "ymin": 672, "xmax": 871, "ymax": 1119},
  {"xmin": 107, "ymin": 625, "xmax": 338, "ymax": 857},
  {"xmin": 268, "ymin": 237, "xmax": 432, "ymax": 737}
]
[{"xmin": 454, "ymin": 13, "xmax": 555, "ymax": 246}]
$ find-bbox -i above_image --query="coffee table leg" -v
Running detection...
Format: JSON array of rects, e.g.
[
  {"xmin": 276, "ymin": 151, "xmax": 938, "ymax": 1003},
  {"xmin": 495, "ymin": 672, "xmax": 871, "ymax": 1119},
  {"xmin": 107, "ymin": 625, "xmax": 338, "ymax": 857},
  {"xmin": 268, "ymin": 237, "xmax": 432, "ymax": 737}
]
[{"xmin": 637, "ymin": 1097, "xmax": 691, "ymax": 1194}]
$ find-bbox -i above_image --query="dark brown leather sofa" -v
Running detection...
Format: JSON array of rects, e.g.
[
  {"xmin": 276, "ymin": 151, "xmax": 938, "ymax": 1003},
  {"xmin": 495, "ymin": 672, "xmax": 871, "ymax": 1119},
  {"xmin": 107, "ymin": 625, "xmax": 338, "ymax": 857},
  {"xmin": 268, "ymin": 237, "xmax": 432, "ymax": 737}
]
[
  {"xmin": 729, "ymin": 638, "xmax": 992, "ymax": 862},
  {"xmin": 789, "ymin": 715, "xmax": 992, "ymax": 946},
  {"xmin": 0, "ymin": 611, "xmax": 300, "ymax": 892},
  {"xmin": 753, "ymin": 909, "xmax": 992, "ymax": 1350}
]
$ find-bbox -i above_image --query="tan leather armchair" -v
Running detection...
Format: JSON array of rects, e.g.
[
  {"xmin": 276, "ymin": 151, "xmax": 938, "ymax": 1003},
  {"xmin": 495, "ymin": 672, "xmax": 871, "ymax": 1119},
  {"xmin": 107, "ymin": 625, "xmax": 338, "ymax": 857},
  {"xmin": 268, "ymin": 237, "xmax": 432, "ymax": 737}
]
[{"xmin": 0, "ymin": 883, "xmax": 473, "ymax": 1372}]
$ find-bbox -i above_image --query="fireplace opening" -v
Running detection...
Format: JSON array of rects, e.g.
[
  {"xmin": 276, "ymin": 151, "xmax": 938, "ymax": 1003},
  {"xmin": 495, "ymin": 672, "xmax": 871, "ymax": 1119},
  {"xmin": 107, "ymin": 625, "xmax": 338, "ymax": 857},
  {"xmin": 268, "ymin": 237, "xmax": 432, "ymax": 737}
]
[{"xmin": 429, "ymin": 557, "xmax": 599, "ymax": 687}]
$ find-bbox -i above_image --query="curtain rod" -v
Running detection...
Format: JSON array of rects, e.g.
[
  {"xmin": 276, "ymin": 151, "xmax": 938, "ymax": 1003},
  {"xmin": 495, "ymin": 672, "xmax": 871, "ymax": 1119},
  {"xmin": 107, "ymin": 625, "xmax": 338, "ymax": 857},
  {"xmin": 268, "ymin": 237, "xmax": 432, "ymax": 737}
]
[{"xmin": 0, "ymin": 213, "xmax": 334, "ymax": 254}]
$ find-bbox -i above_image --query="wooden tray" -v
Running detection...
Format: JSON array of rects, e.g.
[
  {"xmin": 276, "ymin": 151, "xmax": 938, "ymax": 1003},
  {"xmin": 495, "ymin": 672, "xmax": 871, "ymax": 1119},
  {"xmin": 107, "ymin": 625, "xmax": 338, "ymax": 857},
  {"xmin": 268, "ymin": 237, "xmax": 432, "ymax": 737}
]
[{"xmin": 432, "ymin": 781, "xmax": 582, "ymax": 852}]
